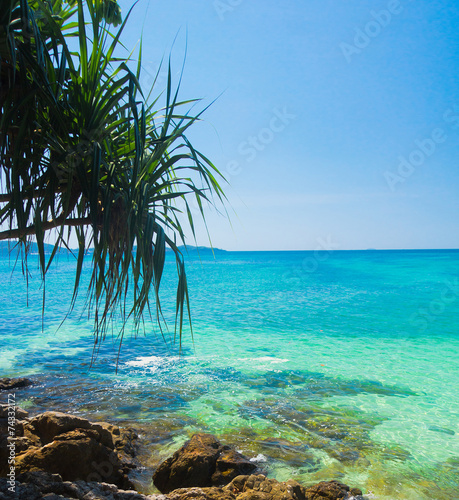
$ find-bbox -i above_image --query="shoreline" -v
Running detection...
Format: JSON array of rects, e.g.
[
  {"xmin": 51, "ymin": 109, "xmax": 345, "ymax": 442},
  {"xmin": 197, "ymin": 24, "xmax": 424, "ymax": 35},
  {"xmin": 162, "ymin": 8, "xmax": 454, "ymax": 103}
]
[
  {"xmin": 0, "ymin": 379, "xmax": 365, "ymax": 499},
  {"xmin": 1, "ymin": 357, "xmax": 458, "ymax": 500}
]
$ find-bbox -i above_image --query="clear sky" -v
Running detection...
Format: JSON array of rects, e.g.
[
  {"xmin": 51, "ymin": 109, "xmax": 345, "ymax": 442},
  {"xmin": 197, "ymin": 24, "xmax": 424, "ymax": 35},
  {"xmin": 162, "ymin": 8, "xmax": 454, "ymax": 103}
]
[{"xmin": 117, "ymin": 0, "xmax": 458, "ymax": 251}]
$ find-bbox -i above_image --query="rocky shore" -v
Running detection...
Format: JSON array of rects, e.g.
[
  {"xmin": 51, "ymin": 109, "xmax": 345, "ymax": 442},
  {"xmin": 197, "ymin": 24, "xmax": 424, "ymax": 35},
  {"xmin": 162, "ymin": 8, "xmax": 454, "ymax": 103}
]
[
  {"xmin": 0, "ymin": 471, "xmax": 364, "ymax": 500},
  {"xmin": 0, "ymin": 378, "xmax": 365, "ymax": 500}
]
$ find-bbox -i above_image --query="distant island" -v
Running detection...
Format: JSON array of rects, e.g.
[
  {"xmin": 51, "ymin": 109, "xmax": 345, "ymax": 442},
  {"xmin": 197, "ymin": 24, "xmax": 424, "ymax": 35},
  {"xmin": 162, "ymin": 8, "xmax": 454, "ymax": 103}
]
[
  {"xmin": 174, "ymin": 245, "xmax": 227, "ymax": 254},
  {"xmin": 0, "ymin": 240, "xmax": 70, "ymax": 256},
  {"xmin": 0, "ymin": 241, "xmax": 226, "ymax": 257}
]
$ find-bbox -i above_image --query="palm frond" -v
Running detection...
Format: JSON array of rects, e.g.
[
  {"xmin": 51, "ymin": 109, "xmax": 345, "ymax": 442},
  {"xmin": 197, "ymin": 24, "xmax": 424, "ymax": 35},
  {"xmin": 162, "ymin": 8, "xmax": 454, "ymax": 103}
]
[{"xmin": 0, "ymin": 0, "xmax": 227, "ymax": 363}]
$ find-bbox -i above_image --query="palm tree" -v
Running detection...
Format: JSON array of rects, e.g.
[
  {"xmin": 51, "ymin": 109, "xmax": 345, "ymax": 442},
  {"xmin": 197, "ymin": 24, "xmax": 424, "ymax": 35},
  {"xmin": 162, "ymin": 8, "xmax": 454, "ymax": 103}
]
[{"xmin": 0, "ymin": 0, "xmax": 226, "ymax": 360}]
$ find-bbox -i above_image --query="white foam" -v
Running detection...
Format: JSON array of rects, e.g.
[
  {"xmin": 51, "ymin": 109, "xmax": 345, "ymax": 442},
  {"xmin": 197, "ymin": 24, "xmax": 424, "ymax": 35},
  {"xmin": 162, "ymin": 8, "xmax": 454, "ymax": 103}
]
[
  {"xmin": 125, "ymin": 355, "xmax": 164, "ymax": 367},
  {"xmin": 125, "ymin": 355, "xmax": 180, "ymax": 371},
  {"xmin": 256, "ymin": 357, "xmax": 289, "ymax": 364}
]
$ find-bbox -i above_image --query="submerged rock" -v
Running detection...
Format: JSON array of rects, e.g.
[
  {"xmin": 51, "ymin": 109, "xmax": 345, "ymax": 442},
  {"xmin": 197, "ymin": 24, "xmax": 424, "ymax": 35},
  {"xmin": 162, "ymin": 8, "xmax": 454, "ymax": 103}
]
[
  {"xmin": 236, "ymin": 398, "xmax": 409, "ymax": 466},
  {"xmin": 153, "ymin": 433, "xmax": 258, "ymax": 493},
  {"xmin": 428, "ymin": 425, "xmax": 455, "ymax": 436},
  {"xmin": 0, "ymin": 378, "xmax": 33, "ymax": 391},
  {"xmin": 303, "ymin": 479, "xmax": 363, "ymax": 499}
]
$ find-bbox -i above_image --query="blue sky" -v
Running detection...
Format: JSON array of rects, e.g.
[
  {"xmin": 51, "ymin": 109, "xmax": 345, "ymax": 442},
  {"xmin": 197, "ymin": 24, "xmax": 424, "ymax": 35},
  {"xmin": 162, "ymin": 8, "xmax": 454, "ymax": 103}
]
[{"xmin": 118, "ymin": 0, "xmax": 458, "ymax": 250}]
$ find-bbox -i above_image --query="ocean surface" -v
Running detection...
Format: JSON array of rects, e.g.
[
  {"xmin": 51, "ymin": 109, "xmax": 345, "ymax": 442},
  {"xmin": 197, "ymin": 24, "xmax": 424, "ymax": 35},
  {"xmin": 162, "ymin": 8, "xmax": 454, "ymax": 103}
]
[{"xmin": 0, "ymin": 249, "xmax": 458, "ymax": 499}]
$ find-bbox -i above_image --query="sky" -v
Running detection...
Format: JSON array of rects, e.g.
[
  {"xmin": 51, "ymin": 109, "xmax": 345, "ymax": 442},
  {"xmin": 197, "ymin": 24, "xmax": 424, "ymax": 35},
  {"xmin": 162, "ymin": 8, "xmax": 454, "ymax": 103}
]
[{"xmin": 118, "ymin": 0, "xmax": 458, "ymax": 250}]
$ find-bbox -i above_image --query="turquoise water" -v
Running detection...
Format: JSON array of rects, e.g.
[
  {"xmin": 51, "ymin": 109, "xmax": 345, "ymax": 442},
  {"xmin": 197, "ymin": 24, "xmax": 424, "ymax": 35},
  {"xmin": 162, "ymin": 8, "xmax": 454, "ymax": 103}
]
[{"xmin": 0, "ymin": 249, "xmax": 458, "ymax": 499}]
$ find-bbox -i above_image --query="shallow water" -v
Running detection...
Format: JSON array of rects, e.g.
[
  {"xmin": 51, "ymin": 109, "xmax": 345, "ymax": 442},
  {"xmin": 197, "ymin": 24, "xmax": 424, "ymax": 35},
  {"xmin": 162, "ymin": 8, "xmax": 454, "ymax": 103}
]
[{"xmin": 0, "ymin": 249, "xmax": 458, "ymax": 499}]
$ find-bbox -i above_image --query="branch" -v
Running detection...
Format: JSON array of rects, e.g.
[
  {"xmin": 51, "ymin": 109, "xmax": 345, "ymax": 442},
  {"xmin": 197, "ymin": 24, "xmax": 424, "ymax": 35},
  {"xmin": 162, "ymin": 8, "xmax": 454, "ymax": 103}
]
[
  {"xmin": 0, "ymin": 190, "xmax": 50, "ymax": 203},
  {"xmin": 0, "ymin": 217, "xmax": 92, "ymax": 241}
]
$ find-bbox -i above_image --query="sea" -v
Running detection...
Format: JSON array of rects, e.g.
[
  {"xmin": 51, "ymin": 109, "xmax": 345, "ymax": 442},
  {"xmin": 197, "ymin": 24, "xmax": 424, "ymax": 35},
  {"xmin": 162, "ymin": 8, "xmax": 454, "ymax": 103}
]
[{"xmin": 0, "ymin": 249, "xmax": 458, "ymax": 499}]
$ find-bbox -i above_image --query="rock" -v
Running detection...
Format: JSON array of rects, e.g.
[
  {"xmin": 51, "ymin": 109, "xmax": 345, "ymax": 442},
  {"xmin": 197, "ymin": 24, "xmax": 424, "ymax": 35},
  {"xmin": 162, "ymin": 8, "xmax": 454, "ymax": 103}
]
[
  {"xmin": 303, "ymin": 480, "xmax": 363, "ymax": 499},
  {"xmin": 0, "ymin": 378, "xmax": 33, "ymax": 391},
  {"xmin": 26, "ymin": 411, "xmax": 137, "ymax": 456},
  {"xmin": 27, "ymin": 412, "xmax": 111, "ymax": 448},
  {"xmin": 227, "ymin": 474, "xmax": 307, "ymax": 500},
  {"xmin": 212, "ymin": 448, "xmax": 259, "ymax": 486},
  {"xmin": 166, "ymin": 486, "xmax": 236, "ymax": 500},
  {"xmin": 152, "ymin": 436, "xmax": 363, "ymax": 499},
  {"xmin": 153, "ymin": 434, "xmax": 257, "ymax": 493},
  {"xmin": 0, "ymin": 471, "xmax": 364, "ymax": 500},
  {"xmin": 164, "ymin": 475, "xmax": 363, "ymax": 500},
  {"xmin": 15, "ymin": 428, "xmax": 131, "ymax": 488},
  {"xmin": 0, "ymin": 404, "xmax": 29, "ymax": 420},
  {"xmin": 0, "ymin": 471, "xmax": 156, "ymax": 499},
  {"xmin": 0, "ymin": 411, "xmax": 364, "ymax": 500},
  {"xmin": 0, "ymin": 409, "xmax": 138, "ymax": 490}
]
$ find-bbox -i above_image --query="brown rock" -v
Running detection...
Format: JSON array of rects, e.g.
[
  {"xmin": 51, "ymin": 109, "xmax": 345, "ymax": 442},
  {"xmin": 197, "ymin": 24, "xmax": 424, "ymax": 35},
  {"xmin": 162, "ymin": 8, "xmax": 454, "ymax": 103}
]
[
  {"xmin": 224, "ymin": 475, "xmax": 363, "ymax": 500},
  {"xmin": 0, "ymin": 409, "xmax": 138, "ymax": 490},
  {"xmin": 0, "ymin": 414, "xmax": 33, "ymax": 477},
  {"xmin": 0, "ymin": 378, "xmax": 33, "ymax": 391},
  {"xmin": 0, "ymin": 404, "xmax": 29, "ymax": 420},
  {"xmin": 25, "ymin": 411, "xmax": 136, "ymax": 453},
  {"xmin": 303, "ymin": 480, "xmax": 362, "ymax": 499},
  {"xmin": 227, "ymin": 474, "xmax": 306, "ymax": 500},
  {"xmin": 153, "ymin": 434, "xmax": 257, "ymax": 493},
  {"xmin": 0, "ymin": 470, "xmax": 364, "ymax": 500},
  {"xmin": 167, "ymin": 487, "xmax": 236, "ymax": 500},
  {"xmin": 161, "ymin": 475, "xmax": 363, "ymax": 500},
  {"xmin": 27, "ymin": 411, "xmax": 96, "ymax": 445},
  {"xmin": 1, "ymin": 410, "xmax": 364, "ymax": 500},
  {"xmin": 153, "ymin": 434, "xmax": 220, "ymax": 492},
  {"xmin": 15, "ymin": 428, "xmax": 131, "ymax": 488},
  {"xmin": 212, "ymin": 448, "xmax": 259, "ymax": 486}
]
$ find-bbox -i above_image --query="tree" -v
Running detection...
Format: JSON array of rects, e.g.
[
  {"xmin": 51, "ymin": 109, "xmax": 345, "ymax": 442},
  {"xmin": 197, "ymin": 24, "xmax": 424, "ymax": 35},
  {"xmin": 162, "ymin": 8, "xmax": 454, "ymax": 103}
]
[{"xmin": 0, "ymin": 0, "xmax": 226, "ymax": 359}]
